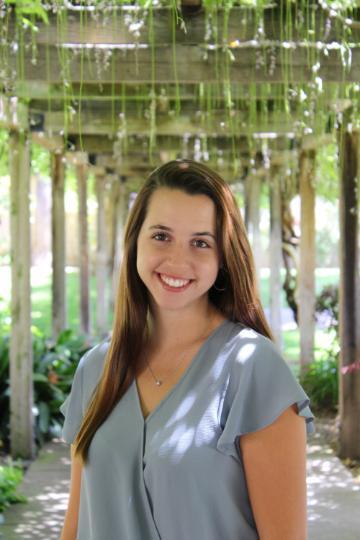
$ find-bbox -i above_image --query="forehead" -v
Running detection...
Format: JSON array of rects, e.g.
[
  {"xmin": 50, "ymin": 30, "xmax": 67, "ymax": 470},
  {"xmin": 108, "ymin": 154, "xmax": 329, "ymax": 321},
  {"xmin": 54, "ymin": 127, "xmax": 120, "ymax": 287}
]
[{"xmin": 143, "ymin": 188, "xmax": 216, "ymax": 229}]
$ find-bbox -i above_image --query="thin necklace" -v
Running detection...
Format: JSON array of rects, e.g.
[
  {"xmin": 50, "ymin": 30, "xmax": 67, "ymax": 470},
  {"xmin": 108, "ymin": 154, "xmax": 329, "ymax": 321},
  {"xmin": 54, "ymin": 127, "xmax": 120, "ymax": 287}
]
[{"xmin": 144, "ymin": 316, "xmax": 214, "ymax": 387}]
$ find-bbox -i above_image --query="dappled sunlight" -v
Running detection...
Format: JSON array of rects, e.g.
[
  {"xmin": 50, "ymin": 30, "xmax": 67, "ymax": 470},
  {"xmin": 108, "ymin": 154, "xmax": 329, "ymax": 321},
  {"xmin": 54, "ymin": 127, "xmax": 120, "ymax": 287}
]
[
  {"xmin": 1, "ymin": 441, "xmax": 70, "ymax": 540},
  {"xmin": 237, "ymin": 343, "xmax": 256, "ymax": 362},
  {"xmin": 306, "ymin": 439, "xmax": 360, "ymax": 539},
  {"xmin": 3, "ymin": 480, "xmax": 69, "ymax": 540},
  {"xmin": 164, "ymin": 393, "xmax": 197, "ymax": 427}
]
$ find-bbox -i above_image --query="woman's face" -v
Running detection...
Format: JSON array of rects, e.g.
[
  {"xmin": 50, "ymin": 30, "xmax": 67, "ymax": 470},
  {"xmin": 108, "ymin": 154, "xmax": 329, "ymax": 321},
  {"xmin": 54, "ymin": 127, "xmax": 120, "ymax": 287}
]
[{"xmin": 136, "ymin": 188, "xmax": 220, "ymax": 316}]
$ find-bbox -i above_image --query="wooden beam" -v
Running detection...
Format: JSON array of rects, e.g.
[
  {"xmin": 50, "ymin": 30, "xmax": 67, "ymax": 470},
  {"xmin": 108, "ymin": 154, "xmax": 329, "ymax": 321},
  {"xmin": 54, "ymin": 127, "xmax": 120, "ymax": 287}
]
[
  {"xmin": 302, "ymin": 133, "xmax": 335, "ymax": 150},
  {"xmin": 59, "ymin": 133, "xmax": 299, "ymax": 155},
  {"xmin": 6, "ymin": 7, "xmax": 359, "ymax": 46},
  {"xmin": 39, "ymin": 109, "xmax": 329, "ymax": 137},
  {"xmin": 9, "ymin": 129, "xmax": 35, "ymax": 459},
  {"xmin": 32, "ymin": 132, "xmax": 64, "ymax": 152},
  {"xmin": 15, "ymin": 81, "xmax": 355, "ymax": 103},
  {"xmin": 298, "ymin": 149, "xmax": 316, "ymax": 369},
  {"xmin": 338, "ymin": 127, "xmax": 360, "ymax": 460},
  {"xmin": 6, "ymin": 44, "xmax": 360, "ymax": 84},
  {"xmin": 51, "ymin": 152, "xmax": 66, "ymax": 337}
]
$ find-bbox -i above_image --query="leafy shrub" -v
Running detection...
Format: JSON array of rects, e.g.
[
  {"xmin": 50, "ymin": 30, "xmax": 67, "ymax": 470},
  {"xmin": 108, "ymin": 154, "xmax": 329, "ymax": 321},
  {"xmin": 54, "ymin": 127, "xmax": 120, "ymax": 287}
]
[
  {"xmin": 0, "ymin": 462, "xmax": 27, "ymax": 514},
  {"xmin": 300, "ymin": 284, "xmax": 339, "ymax": 413},
  {"xmin": 299, "ymin": 352, "xmax": 338, "ymax": 412},
  {"xmin": 0, "ymin": 327, "xmax": 93, "ymax": 452}
]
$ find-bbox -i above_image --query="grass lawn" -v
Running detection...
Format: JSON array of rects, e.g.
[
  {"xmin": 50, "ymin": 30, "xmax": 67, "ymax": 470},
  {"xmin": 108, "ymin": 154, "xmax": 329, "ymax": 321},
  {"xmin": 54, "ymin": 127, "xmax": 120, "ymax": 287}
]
[{"xmin": 0, "ymin": 266, "xmax": 339, "ymax": 366}]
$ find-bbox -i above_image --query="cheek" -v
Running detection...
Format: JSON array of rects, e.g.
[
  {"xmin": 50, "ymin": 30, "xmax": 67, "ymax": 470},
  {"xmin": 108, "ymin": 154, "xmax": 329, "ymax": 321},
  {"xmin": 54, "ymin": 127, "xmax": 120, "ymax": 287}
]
[
  {"xmin": 136, "ymin": 240, "xmax": 158, "ymax": 274},
  {"xmin": 199, "ymin": 253, "xmax": 220, "ymax": 278}
]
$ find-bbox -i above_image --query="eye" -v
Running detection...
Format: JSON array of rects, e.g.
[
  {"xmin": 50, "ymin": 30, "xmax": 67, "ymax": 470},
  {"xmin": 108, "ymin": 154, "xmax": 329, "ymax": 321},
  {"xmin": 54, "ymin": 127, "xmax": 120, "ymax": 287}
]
[
  {"xmin": 192, "ymin": 239, "xmax": 210, "ymax": 249},
  {"xmin": 152, "ymin": 232, "xmax": 169, "ymax": 242}
]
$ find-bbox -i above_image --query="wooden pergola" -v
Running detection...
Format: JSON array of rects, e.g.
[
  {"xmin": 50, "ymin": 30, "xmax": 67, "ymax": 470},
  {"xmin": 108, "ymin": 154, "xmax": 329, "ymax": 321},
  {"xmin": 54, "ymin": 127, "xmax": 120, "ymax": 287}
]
[{"xmin": 0, "ymin": 1, "xmax": 359, "ymax": 461}]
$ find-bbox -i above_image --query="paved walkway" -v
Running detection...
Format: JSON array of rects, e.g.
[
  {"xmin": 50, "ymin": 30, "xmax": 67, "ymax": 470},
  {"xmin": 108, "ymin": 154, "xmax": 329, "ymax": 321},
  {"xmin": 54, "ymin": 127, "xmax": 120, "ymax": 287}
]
[{"xmin": 1, "ymin": 425, "xmax": 360, "ymax": 540}]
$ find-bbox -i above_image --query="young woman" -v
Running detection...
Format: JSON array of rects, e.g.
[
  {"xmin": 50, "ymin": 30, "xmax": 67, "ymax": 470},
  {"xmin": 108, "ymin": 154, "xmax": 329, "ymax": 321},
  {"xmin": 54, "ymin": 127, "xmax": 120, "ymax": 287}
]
[{"xmin": 60, "ymin": 159, "xmax": 315, "ymax": 540}]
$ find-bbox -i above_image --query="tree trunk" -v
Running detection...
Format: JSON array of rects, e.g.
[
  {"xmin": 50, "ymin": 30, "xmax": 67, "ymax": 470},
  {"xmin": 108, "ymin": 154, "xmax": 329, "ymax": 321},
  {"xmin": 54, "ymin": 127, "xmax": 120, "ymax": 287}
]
[
  {"xmin": 76, "ymin": 162, "xmax": 90, "ymax": 335},
  {"xmin": 338, "ymin": 128, "xmax": 360, "ymax": 460},
  {"xmin": 269, "ymin": 169, "xmax": 283, "ymax": 347},
  {"xmin": 9, "ymin": 130, "xmax": 35, "ymax": 459},
  {"xmin": 298, "ymin": 150, "xmax": 316, "ymax": 370},
  {"xmin": 51, "ymin": 152, "xmax": 66, "ymax": 337}
]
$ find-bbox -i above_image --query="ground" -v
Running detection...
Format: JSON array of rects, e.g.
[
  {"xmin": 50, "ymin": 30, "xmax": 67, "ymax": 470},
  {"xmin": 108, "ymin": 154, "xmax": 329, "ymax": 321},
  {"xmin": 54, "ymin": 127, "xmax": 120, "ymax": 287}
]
[{"xmin": 315, "ymin": 412, "xmax": 360, "ymax": 484}]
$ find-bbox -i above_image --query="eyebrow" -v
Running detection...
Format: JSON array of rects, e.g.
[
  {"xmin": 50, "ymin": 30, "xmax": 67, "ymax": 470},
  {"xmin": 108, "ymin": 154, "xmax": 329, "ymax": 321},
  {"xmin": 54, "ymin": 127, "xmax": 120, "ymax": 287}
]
[{"xmin": 149, "ymin": 224, "xmax": 216, "ymax": 240}]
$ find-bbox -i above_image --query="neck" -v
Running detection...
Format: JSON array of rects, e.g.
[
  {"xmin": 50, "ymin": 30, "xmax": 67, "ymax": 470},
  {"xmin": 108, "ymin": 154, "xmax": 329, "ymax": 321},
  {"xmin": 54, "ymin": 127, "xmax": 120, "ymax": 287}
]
[{"xmin": 147, "ymin": 302, "xmax": 221, "ymax": 351}]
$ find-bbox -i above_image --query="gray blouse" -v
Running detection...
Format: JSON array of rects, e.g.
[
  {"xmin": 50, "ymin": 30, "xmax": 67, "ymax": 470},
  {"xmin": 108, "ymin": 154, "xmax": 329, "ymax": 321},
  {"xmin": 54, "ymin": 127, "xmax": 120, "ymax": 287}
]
[{"xmin": 60, "ymin": 320, "xmax": 315, "ymax": 540}]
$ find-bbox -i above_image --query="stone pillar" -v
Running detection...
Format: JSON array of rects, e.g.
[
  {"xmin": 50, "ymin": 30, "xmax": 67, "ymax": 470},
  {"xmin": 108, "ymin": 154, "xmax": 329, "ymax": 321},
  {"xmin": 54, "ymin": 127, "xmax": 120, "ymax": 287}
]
[
  {"xmin": 298, "ymin": 149, "xmax": 316, "ymax": 370},
  {"xmin": 269, "ymin": 168, "xmax": 283, "ymax": 347},
  {"xmin": 245, "ymin": 173, "xmax": 262, "ymax": 281},
  {"xmin": 9, "ymin": 130, "xmax": 35, "ymax": 459},
  {"xmin": 95, "ymin": 171, "xmax": 109, "ymax": 337}
]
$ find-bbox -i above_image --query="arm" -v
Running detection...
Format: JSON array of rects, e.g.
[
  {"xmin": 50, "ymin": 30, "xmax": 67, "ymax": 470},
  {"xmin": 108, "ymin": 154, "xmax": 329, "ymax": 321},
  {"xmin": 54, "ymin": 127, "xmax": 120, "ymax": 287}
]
[
  {"xmin": 60, "ymin": 444, "xmax": 83, "ymax": 540},
  {"xmin": 239, "ymin": 405, "xmax": 308, "ymax": 540}
]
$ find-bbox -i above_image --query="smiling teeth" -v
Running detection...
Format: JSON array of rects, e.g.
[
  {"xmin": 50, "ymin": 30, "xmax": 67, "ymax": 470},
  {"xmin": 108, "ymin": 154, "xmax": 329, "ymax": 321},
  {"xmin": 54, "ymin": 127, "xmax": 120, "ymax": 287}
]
[{"xmin": 160, "ymin": 274, "xmax": 190, "ymax": 288}]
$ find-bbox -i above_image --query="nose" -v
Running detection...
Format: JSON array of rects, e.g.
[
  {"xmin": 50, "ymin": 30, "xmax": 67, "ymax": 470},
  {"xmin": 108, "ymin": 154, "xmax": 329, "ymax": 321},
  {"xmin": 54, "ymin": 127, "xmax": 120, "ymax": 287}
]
[{"xmin": 166, "ymin": 241, "xmax": 191, "ymax": 269}]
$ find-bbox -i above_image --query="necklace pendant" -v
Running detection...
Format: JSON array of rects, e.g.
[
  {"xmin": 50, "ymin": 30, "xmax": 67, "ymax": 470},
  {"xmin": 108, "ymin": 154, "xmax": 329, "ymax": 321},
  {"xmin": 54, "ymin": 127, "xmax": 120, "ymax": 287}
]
[{"xmin": 155, "ymin": 379, "xmax": 162, "ymax": 386}]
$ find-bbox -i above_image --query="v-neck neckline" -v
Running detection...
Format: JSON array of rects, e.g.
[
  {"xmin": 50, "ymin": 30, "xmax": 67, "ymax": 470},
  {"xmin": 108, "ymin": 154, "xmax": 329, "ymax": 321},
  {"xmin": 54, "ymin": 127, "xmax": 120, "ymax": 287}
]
[{"xmin": 133, "ymin": 319, "xmax": 230, "ymax": 425}]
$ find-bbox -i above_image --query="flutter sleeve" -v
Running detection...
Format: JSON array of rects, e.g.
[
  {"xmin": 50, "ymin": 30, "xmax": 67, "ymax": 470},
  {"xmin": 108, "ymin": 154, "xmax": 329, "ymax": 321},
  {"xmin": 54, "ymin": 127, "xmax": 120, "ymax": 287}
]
[
  {"xmin": 59, "ymin": 350, "xmax": 91, "ymax": 445},
  {"xmin": 217, "ymin": 329, "xmax": 315, "ymax": 461}
]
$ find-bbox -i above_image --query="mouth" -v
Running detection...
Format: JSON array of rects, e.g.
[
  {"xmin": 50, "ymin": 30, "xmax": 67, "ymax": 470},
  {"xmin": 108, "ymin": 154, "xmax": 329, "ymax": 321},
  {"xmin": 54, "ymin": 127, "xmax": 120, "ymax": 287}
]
[{"xmin": 157, "ymin": 273, "xmax": 193, "ymax": 291}]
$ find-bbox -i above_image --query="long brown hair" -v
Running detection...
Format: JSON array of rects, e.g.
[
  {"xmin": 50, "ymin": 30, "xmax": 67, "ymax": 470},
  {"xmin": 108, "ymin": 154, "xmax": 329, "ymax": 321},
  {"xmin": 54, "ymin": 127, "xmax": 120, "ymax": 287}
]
[{"xmin": 74, "ymin": 159, "xmax": 273, "ymax": 463}]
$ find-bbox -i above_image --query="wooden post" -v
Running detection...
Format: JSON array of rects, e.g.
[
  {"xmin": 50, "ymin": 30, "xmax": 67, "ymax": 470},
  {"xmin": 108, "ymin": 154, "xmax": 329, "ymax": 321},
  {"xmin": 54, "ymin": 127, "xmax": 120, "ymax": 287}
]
[
  {"xmin": 245, "ymin": 174, "xmax": 262, "ymax": 280},
  {"xmin": 338, "ymin": 128, "xmax": 360, "ymax": 460},
  {"xmin": 112, "ymin": 177, "xmax": 128, "ymax": 298},
  {"xmin": 298, "ymin": 150, "xmax": 316, "ymax": 370},
  {"xmin": 269, "ymin": 168, "xmax": 283, "ymax": 347},
  {"xmin": 95, "ymin": 171, "xmax": 108, "ymax": 337},
  {"xmin": 9, "ymin": 130, "xmax": 35, "ymax": 459},
  {"xmin": 51, "ymin": 152, "xmax": 66, "ymax": 337},
  {"xmin": 76, "ymin": 162, "xmax": 90, "ymax": 335}
]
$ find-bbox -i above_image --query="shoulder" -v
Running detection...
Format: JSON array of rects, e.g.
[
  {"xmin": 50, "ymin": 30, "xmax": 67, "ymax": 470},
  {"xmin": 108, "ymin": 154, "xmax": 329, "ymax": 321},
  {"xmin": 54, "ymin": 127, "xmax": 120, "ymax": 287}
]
[
  {"xmin": 222, "ymin": 322, "xmax": 291, "ymax": 389},
  {"xmin": 225, "ymin": 322, "xmax": 281, "ymax": 367},
  {"xmin": 77, "ymin": 339, "xmax": 110, "ymax": 390}
]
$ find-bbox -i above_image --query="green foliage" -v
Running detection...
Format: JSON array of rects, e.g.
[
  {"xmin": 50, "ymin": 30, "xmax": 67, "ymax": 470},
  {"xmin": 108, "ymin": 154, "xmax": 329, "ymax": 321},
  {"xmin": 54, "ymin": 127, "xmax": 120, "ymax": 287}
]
[
  {"xmin": 300, "ymin": 349, "xmax": 338, "ymax": 412},
  {"xmin": 0, "ymin": 327, "xmax": 93, "ymax": 451},
  {"xmin": 31, "ymin": 144, "xmax": 50, "ymax": 177},
  {"xmin": 315, "ymin": 144, "xmax": 339, "ymax": 201},
  {"xmin": 6, "ymin": 0, "xmax": 48, "ymax": 23},
  {"xmin": 0, "ymin": 463, "xmax": 27, "ymax": 514},
  {"xmin": 300, "ymin": 285, "xmax": 339, "ymax": 412}
]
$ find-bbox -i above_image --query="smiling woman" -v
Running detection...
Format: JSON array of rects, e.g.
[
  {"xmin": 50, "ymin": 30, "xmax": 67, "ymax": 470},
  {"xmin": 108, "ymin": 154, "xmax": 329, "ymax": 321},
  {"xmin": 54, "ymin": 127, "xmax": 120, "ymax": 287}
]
[
  {"xmin": 136, "ymin": 188, "xmax": 220, "ymax": 315},
  {"xmin": 59, "ymin": 159, "xmax": 315, "ymax": 540}
]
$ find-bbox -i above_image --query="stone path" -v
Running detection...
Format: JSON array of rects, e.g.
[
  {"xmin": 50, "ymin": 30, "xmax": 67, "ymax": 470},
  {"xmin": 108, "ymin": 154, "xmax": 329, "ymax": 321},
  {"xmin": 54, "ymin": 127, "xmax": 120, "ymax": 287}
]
[
  {"xmin": 1, "ymin": 422, "xmax": 360, "ymax": 540},
  {"xmin": 0, "ymin": 441, "xmax": 70, "ymax": 540}
]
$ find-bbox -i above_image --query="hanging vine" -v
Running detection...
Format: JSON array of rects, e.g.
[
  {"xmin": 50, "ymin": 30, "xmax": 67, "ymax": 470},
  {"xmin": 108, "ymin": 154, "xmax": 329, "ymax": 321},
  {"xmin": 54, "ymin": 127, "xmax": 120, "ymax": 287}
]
[{"xmin": 0, "ymin": 0, "xmax": 358, "ymax": 171}]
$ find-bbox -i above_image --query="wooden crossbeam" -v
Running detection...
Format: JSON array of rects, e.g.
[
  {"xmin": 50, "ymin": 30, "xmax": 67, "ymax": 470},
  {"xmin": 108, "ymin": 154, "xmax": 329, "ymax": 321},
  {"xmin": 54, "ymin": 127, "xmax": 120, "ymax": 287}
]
[
  {"xmin": 5, "ymin": 7, "xmax": 359, "ymax": 46},
  {"xmin": 14, "ymin": 81, "xmax": 355, "ymax": 102},
  {"xmin": 4, "ymin": 44, "xmax": 359, "ymax": 84},
  {"xmin": 37, "ymin": 109, "xmax": 330, "ymax": 137}
]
